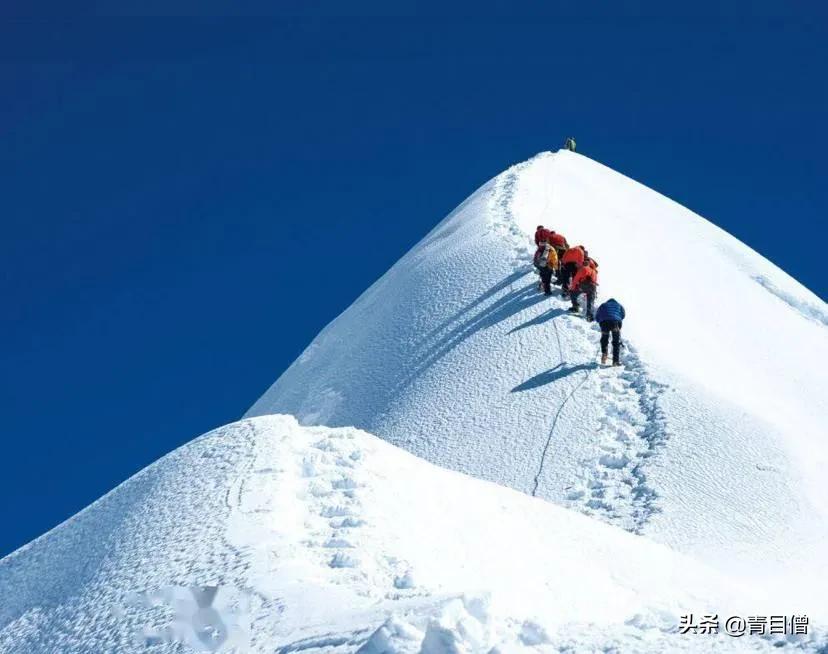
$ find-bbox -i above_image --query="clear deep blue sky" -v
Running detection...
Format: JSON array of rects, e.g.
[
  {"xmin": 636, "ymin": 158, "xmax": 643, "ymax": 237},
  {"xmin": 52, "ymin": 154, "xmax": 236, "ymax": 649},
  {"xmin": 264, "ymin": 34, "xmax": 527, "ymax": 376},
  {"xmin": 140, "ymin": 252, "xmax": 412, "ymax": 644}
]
[{"xmin": 1, "ymin": 2, "xmax": 826, "ymax": 556}]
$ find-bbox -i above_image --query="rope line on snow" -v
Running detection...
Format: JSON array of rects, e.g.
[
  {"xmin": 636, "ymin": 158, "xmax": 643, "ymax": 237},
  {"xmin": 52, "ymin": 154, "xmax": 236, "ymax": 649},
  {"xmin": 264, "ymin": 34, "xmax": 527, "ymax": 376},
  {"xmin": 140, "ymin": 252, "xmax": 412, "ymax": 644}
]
[
  {"xmin": 530, "ymin": 317, "xmax": 597, "ymax": 496},
  {"xmin": 531, "ymin": 369, "xmax": 591, "ymax": 497}
]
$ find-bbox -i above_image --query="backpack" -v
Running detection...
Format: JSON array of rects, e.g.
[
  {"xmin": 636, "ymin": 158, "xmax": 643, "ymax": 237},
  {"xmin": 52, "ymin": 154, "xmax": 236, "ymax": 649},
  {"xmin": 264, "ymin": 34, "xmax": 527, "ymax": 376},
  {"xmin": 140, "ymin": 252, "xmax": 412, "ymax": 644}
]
[
  {"xmin": 546, "ymin": 246, "xmax": 558, "ymax": 269},
  {"xmin": 534, "ymin": 246, "xmax": 549, "ymax": 268}
]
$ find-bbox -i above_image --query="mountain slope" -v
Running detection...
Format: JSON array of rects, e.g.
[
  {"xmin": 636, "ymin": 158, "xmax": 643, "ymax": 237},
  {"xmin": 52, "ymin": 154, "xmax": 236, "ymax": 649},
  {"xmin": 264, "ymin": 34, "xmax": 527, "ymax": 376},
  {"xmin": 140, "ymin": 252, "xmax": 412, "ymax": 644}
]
[
  {"xmin": 247, "ymin": 151, "xmax": 828, "ymax": 594},
  {"xmin": 0, "ymin": 416, "xmax": 813, "ymax": 653}
]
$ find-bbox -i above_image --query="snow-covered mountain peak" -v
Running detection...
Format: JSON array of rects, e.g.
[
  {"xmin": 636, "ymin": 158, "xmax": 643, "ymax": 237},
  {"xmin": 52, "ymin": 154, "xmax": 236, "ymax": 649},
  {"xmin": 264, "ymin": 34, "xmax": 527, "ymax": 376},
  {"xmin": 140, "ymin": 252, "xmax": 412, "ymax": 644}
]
[{"xmin": 247, "ymin": 149, "xmax": 828, "ymax": 582}]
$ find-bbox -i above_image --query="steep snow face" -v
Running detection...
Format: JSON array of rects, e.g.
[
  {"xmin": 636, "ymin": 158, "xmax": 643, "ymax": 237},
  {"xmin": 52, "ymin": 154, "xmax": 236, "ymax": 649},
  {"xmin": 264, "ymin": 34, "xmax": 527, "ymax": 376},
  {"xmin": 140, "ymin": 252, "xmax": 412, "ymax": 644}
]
[
  {"xmin": 2, "ymin": 416, "xmax": 820, "ymax": 653},
  {"xmin": 247, "ymin": 152, "xmax": 828, "ymax": 590}
]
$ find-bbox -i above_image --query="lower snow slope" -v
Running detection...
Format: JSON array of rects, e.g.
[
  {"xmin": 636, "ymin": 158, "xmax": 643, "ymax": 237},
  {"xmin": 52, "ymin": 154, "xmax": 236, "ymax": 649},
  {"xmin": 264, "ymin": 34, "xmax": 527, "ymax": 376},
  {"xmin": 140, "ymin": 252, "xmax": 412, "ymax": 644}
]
[
  {"xmin": 1, "ymin": 416, "xmax": 822, "ymax": 653},
  {"xmin": 247, "ymin": 152, "xmax": 828, "ymax": 597}
]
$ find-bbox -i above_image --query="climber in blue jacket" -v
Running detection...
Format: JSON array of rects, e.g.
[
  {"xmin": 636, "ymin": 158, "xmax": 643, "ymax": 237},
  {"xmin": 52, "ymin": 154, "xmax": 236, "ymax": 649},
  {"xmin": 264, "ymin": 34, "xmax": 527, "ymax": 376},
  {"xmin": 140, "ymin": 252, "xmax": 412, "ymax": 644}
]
[{"xmin": 595, "ymin": 299, "xmax": 625, "ymax": 366}]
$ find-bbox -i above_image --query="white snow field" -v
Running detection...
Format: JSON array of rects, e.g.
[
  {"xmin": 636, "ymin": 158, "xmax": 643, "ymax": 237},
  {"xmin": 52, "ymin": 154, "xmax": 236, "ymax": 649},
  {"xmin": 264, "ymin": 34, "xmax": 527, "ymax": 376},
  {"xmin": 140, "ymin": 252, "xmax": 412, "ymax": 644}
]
[
  {"xmin": 0, "ymin": 416, "xmax": 820, "ymax": 653},
  {"xmin": 2, "ymin": 150, "xmax": 827, "ymax": 652}
]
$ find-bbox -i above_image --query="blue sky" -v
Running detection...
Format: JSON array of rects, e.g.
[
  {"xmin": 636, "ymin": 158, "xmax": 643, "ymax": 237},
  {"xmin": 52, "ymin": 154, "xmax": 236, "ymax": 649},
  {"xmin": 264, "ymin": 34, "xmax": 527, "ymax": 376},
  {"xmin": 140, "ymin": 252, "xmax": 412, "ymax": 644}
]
[{"xmin": 1, "ymin": 3, "xmax": 826, "ymax": 556}]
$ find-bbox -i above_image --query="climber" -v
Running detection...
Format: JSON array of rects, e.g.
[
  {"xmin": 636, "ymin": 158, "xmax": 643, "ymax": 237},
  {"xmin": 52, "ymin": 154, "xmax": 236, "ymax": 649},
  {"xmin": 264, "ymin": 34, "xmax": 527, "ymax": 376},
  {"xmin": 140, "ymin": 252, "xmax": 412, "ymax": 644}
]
[
  {"xmin": 595, "ymin": 298, "xmax": 625, "ymax": 366},
  {"xmin": 532, "ymin": 243, "xmax": 543, "ymax": 290},
  {"xmin": 559, "ymin": 245, "xmax": 585, "ymax": 297},
  {"xmin": 564, "ymin": 137, "xmax": 577, "ymax": 152},
  {"xmin": 545, "ymin": 231, "xmax": 569, "ymax": 284},
  {"xmin": 547, "ymin": 230, "xmax": 568, "ymax": 255},
  {"xmin": 534, "ymin": 225, "xmax": 550, "ymax": 246},
  {"xmin": 548, "ymin": 230, "xmax": 568, "ymax": 253},
  {"xmin": 568, "ymin": 260, "xmax": 598, "ymax": 321},
  {"xmin": 533, "ymin": 241, "xmax": 559, "ymax": 295}
]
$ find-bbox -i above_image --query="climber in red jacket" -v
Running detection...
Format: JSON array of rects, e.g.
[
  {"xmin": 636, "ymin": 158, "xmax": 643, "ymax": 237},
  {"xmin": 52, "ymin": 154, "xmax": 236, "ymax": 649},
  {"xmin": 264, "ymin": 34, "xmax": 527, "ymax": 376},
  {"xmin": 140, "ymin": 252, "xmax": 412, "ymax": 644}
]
[
  {"xmin": 546, "ymin": 231, "xmax": 568, "ymax": 283},
  {"xmin": 548, "ymin": 231, "xmax": 568, "ymax": 250}
]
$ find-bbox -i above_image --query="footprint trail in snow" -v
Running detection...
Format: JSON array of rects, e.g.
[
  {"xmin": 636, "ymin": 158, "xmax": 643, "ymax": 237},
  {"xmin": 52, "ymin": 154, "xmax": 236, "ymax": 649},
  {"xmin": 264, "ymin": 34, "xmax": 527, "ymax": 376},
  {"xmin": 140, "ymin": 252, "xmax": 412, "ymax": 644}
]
[{"xmin": 492, "ymin": 154, "xmax": 669, "ymax": 533}]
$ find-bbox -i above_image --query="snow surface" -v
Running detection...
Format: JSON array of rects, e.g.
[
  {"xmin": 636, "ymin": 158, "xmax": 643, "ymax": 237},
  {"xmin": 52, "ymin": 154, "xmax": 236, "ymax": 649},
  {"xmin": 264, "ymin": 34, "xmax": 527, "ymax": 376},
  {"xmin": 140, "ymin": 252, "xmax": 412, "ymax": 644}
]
[
  {"xmin": 247, "ymin": 151, "xmax": 828, "ymax": 603},
  {"xmin": 3, "ymin": 150, "xmax": 827, "ymax": 652},
  {"xmin": 1, "ymin": 416, "xmax": 821, "ymax": 652}
]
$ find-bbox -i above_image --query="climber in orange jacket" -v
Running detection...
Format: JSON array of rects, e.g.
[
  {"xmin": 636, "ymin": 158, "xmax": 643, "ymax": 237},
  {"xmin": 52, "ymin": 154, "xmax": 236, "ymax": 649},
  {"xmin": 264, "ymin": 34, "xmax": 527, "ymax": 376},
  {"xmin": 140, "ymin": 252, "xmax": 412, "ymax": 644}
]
[
  {"xmin": 559, "ymin": 245, "xmax": 585, "ymax": 296},
  {"xmin": 568, "ymin": 262, "xmax": 598, "ymax": 321}
]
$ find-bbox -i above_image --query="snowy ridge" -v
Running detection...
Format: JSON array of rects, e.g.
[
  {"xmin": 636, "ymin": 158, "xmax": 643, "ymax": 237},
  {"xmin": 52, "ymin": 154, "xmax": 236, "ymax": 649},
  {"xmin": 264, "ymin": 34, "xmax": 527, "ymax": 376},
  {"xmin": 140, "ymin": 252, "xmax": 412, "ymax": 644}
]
[
  {"xmin": 3, "ymin": 416, "xmax": 821, "ymax": 653},
  {"xmin": 750, "ymin": 273, "xmax": 828, "ymax": 326}
]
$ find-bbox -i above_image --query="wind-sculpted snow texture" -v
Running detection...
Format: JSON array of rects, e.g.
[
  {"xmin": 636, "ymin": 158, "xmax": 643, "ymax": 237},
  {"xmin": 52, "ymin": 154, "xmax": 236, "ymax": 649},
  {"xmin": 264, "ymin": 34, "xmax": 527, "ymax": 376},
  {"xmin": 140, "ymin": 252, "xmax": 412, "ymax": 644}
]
[
  {"xmin": 248, "ymin": 151, "xmax": 828, "ymax": 597},
  {"xmin": 2, "ymin": 416, "xmax": 822, "ymax": 652}
]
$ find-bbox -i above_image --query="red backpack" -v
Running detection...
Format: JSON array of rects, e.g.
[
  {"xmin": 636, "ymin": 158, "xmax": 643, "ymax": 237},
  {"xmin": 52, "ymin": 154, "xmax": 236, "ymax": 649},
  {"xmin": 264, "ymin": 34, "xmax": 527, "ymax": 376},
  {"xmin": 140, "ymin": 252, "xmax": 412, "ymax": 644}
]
[{"xmin": 549, "ymin": 232, "xmax": 567, "ymax": 248}]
